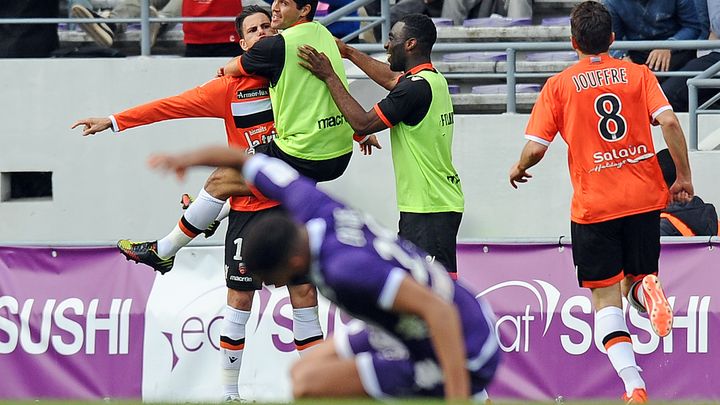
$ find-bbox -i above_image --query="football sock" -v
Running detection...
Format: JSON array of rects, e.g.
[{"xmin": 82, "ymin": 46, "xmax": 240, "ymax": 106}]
[
  {"xmin": 292, "ymin": 306, "xmax": 323, "ymax": 356},
  {"xmin": 157, "ymin": 188, "xmax": 225, "ymax": 258},
  {"xmin": 220, "ymin": 306, "xmax": 251, "ymax": 399},
  {"xmin": 216, "ymin": 200, "xmax": 231, "ymax": 222},
  {"xmin": 595, "ymin": 306, "xmax": 645, "ymax": 396}
]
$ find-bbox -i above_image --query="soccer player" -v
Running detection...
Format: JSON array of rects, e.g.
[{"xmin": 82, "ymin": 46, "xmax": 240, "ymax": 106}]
[
  {"xmin": 220, "ymin": 0, "xmax": 381, "ymax": 182},
  {"xmin": 298, "ymin": 13, "xmax": 465, "ymax": 278},
  {"xmin": 71, "ymin": 7, "xmax": 325, "ymax": 402},
  {"xmin": 147, "ymin": 145, "xmax": 500, "ymax": 402},
  {"xmin": 509, "ymin": 2, "xmax": 693, "ymax": 403}
]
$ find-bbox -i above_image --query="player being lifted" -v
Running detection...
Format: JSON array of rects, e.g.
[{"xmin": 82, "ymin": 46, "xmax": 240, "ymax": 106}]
[
  {"xmin": 509, "ymin": 2, "xmax": 693, "ymax": 403},
  {"xmin": 148, "ymin": 145, "xmax": 500, "ymax": 402},
  {"xmin": 71, "ymin": 7, "xmax": 337, "ymax": 402}
]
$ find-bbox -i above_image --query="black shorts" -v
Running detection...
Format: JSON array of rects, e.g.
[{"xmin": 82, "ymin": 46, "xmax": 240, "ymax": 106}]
[
  {"xmin": 254, "ymin": 140, "xmax": 351, "ymax": 183},
  {"xmin": 571, "ymin": 210, "xmax": 660, "ymax": 289},
  {"xmin": 398, "ymin": 211, "xmax": 463, "ymax": 273},
  {"xmin": 225, "ymin": 206, "xmax": 311, "ymax": 290}
]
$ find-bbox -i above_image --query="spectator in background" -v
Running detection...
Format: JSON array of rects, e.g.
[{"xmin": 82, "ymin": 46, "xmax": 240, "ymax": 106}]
[
  {"xmin": 183, "ymin": 0, "xmax": 243, "ymax": 57},
  {"xmin": 322, "ymin": 0, "xmax": 360, "ymax": 40},
  {"xmin": 0, "ymin": 0, "xmax": 59, "ymax": 57},
  {"xmin": 380, "ymin": 0, "xmax": 531, "ymax": 30},
  {"xmin": 657, "ymin": 148, "xmax": 719, "ymax": 236},
  {"xmin": 69, "ymin": 0, "xmax": 181, "ymax": 48},
  {"xmin": 603, "ymin": 0, "xmax": 703, "ymax": 74},
  {"xmin": 662, "ymin": 0, "xmax": 720, "ymax": 112}
]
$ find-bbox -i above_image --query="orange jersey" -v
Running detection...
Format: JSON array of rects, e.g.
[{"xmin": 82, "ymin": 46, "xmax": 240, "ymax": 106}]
[
  {"xmin": 525, "ymin": 54, "xmax": 671, "ymax": 224},
  {"xmin": 112, "ymin": 75, "xmax": 279, "ymax": 212}
]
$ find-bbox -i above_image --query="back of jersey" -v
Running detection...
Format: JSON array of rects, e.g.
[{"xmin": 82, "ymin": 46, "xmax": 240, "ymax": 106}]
[{"xmin": 526, "ymin": 55, "xmax": 670, "ymax": 224}]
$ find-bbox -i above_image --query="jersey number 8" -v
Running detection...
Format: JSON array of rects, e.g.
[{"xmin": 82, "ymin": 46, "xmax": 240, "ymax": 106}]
[{"xmin": 594, "ymin": 93, "xmax": 627, "ymax": 142}]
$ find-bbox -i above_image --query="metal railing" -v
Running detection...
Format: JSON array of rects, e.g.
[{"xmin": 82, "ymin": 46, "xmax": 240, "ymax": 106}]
[
  {"xmin": 0, "ymin": 0, "xmax": 390, "ymax": 56},
  {"xmin": 352, "ymin": 39, "xmax": 720, "ymax": 149},
  {"xmin": 3, "ymin": 6, "xmax": 719, "ymax": 148},
  {"xmin": 688, "ymin": 59, "xmax": 720, "ymax": 151}
]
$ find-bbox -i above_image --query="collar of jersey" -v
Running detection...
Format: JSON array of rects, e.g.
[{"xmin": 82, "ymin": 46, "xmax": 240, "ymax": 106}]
[{"xmin": 405, "ymin": 63, "xmax": 436, "ymax": 76}]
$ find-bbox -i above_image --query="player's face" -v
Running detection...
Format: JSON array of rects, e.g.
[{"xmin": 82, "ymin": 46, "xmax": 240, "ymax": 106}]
[
  {"xmin": 384, "ymin": 22, "xmax": 408, "ymax": 72},
  {"xmin": 270, "ymin": 0, "xmax": 309, "ymax": 29},
  {"xmin": 240, "ymin": 12, "xmax": 275, "ymax": 51}
]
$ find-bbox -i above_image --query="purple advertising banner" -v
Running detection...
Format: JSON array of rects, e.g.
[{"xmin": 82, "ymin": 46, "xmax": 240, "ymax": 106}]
[
  {"xmin": 458, "ymin": 242, "xmax": 720, "ymax": 401},
  {"xmin": 0, "ymin": 246, "xmax": 156, "ymax": 400}
]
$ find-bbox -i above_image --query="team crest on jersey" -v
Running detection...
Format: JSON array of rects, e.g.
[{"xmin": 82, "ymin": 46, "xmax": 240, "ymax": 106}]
[{"xmin": 238, "ymin": 262, "xmax": 247, "ymax": 275}]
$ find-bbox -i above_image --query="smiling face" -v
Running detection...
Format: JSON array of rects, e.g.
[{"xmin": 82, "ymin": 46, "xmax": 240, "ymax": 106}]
[
  {"xmin": 384, "ymin": 22, "xmax": 409, "ymax": 72},
  {"xmin": 270, "ymin": 0, "xmax": 310, "ymax": 30},
  {"xmin": 239, "ymin": 12, "xmax": 275, "ymax": 51}
]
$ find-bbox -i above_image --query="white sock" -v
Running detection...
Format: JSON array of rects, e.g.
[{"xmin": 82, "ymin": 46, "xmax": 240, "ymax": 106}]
[
  {"xmin": 220, "ymin": 306, "xmax": 251, "ymax": 399},
  {"xmin": 292, "ymin": 306, "xmax": 323, "ymax": 355},
  {"xmin": 157, "ymin": 188, "xmax": 225, "ymax": 258},
  {"xmin": 595, "ymin": 306, "xmax": 645, "ymax": 395},
  {"xmin": 216, "ymin": 200, "xmax": 231, "ymax": 222}
]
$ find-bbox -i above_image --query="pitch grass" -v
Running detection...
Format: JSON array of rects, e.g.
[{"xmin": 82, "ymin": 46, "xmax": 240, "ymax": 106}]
[{"xmin": 1, "ymin": 401, "xmax": 719, "ymax": 405}]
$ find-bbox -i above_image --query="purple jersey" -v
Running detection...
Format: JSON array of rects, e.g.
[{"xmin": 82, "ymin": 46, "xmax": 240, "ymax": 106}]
[{"xmin": 243, "ymin": 154, "xmax": 497, "ymax": 367}]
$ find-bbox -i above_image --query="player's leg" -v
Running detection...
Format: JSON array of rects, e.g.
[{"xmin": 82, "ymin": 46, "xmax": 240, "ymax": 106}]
[
  {"xmin": 157, "ymin": 167, "xmax": 251, "ymax": 258},
  {"xmin": 398, "ymin": 211, "xmax": 462, "ymax": 278},
  {"xmin": 221, "ymin": 209, "xmax": 264, "ymax": 402},
  {"xmin": 622, "ymin": 210, "xmax": 672, "ymax": 337},
  {"xmin": 221, "ymin": 289, "xmax": 254, "ymax": 402},
  {"xmin": 117, "ymin": 168, "xmax": 250, "ymax": 273},
  {"xmin": 288, "ymin": 282, "xmax": 324, "ymax": 355},
  {"xmin": 571, "ymin": 219, "xmax": 647, "ymax": 402}
]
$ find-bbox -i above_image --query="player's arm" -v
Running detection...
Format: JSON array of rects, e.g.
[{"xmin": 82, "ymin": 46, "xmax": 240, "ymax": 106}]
[
  {"xmin": 509, "ymin": 140, "xmax": 548, "ymax": 189},
  {"xmin": 71, "ymin": 80, "xmax": 225, "ymax": 135},
  {"xmin": 336, "ymin": 38, "xmax": 400, "ymax": 91},
  {"xmin": 298, "ymin": 45, "xmax": 389, "ymax": 135},
  {"xmin": 149, "ymin": 146, "xmax": 250, "ymax": 181},
  {"xmin": 391, "ymin": 275, "xmax": 470, "ymax": 400},
  {"xmin": 655, "ymin": 109, "xmax": 694, "ymax": 202}
]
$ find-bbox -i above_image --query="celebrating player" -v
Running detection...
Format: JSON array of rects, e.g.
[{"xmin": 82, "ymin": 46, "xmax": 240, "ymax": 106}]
[
  {"xmin": 509, "ymin": 2, "xmax": 693, "ymax": 403},
  {"xmin": 72, "ymin": 7, "xmax": 325, "ymax": 402}
]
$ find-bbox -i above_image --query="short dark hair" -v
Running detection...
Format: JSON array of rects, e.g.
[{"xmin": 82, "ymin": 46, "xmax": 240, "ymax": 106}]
[
  {"xmin": 570, "ymin": 1, "xmax": 613, "ymax": 55},
  {"xmin": 399, "ymin": 13, "xmax": 437, "ymax": 55},
  {"xmin": 295, "ymin": 0, "xmax": 319, "ymax": 20},
  {"xmin": 656, "ymin": 148, "xmax": 676, "ymax": 187},
  {"xmin": 243, "ymin": 212, "xmax": 300, "ymax": 277},
  {"xmin": 234, "ymin": 5, "xmax": 271, "ymax": 39}
]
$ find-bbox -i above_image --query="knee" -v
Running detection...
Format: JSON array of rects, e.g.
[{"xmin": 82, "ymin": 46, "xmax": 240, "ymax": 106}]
[
  {"xmin": 289, "ymin": 284, "xmax": 318, "ymax": 307},
  {"xmin": 227, "ymin": 289, "xmax": 253, "ymax": 311},
  {"xmin": 204, "ymin": 169, "xmax": 232, "ymax": 200}
]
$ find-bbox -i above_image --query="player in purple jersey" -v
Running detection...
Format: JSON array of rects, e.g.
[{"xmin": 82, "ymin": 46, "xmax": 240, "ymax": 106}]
[{"xmin": 148, "ymin": 145, "xmax": 499, "ymax": 401}]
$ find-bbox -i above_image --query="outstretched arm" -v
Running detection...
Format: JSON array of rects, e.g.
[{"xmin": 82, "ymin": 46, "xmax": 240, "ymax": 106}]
[
  {"xmin": 336, "ymin": 38, "xmax": 400, "ymax": 91},
  {"xmin": 298, "ymin": 45, "xmax": 388, "ymax": 136},
  {"xmin": 148, "ymin": 146, "xmax": 250, "ymax": 181},
  {"xmin": 392, "ymin": 276, "xmax": 470, "ymax": 401}
]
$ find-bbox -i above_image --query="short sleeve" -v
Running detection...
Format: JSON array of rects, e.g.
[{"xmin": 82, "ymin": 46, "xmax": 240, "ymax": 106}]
[
  {"xmin": 524, "ymin": 81, "xmax": 560, "ymax": 146},
  {"xmin": 643, "ymin": 66, "xmax": 672, "ymax": 121},
  {"xmin": 375, "ymin": 75, "xmax": 432, "ymax": 127}
]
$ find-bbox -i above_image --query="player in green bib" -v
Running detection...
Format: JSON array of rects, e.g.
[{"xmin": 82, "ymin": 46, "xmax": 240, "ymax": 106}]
[
  {"xmin": 298, "ymin": 14, "xmax": 466, "ymax": 278},
  {"xmin": 222, "ymin": 0, "xmax": 380, "ymax": 181}
]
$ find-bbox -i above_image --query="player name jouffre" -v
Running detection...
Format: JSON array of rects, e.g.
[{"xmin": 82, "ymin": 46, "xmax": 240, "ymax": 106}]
[{"xmin": 572, "ymin": 67, "xmax": 627, "ymax": 92}]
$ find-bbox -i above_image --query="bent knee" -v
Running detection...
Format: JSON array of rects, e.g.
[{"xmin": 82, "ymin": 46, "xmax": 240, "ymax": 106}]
[{"xmin": 204, "ymin": 168, "xmax": 248, "ymax": 199}]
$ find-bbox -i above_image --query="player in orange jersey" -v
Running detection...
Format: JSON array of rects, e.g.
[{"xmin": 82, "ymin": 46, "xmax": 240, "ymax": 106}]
[
  {"xmin": 509, "ymin": 2, "xmax": 693, "ymax": 403},
  {"xmin": 72, "ymin": 7, "xmax": 327, "ymax": 402}
]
